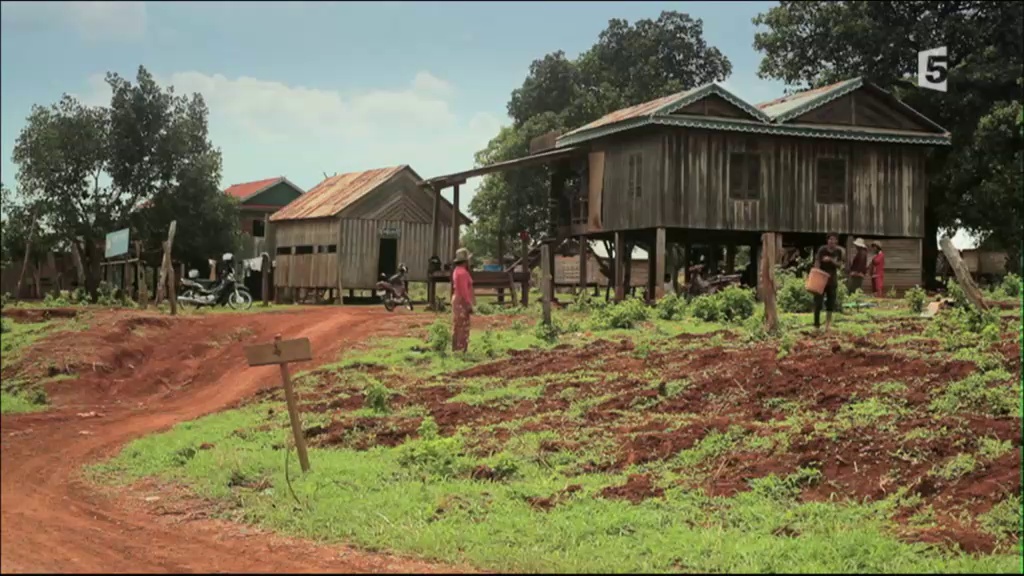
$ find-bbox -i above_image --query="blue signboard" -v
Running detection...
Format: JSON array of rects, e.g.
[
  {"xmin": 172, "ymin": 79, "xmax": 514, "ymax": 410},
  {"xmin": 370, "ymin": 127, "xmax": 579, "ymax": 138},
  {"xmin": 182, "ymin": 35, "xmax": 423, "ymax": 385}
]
[{"xmin": 105, "ymin": 228, "xmax": 130, "ymax": 259}]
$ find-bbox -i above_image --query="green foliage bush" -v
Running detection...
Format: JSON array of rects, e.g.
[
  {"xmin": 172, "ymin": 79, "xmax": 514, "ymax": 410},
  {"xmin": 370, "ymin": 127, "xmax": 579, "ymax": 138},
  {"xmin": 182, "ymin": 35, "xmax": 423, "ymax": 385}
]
[
  {"xmin": 427, "ymin": 320, "xmax": 451, "ymax": 355},
  {"xmin": 655, "ymin": 293, "xmax": 686, "ymax": 320},
  {"xmin": 689, "ymin": 286, "xmax": 756, "ymax": 324},
  {"xmin": 0, "ymin": 317, "xmax": 10, "ymax": 334},
  {"xmin": 999, "ymin": 272, "xmax": 1021, "ymax": 299},
  {"xmin": 475, "ymin": 302, "xmax": 496, "ymax": 315},
  {"xmin": 568, "ymin": 290, "xmax": 605, "ymax": 314},
  {"xmin": 776, "ymin": 270, "xmax": 814, "ymax": 313},
  {"xmin": 589, "ymin": 296, "xmax": 650, "ymax": 330},
  {"xmin": 397, "ymin": 417, "xmax": 467, "ymax": 479},
  {"xmin": 904, "ymin": 286, "xmax": 928, "ymax": 314},
  {"xmin": 363, "ymin": 380, "xmax": 394, "ymax": 414}
]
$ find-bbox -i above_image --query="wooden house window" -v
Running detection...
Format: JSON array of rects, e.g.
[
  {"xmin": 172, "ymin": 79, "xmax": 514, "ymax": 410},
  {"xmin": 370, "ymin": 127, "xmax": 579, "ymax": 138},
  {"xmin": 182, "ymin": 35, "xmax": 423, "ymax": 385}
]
[
  {"xmin": 816, "ymin": 158, "xmax": 848, "ymax": 204},
  {"xmin": 627, "ymin": 153, "xmax": 643, "ymax": 198},
  {"xmin": 728, "ymin": 152, "xmax": 761, "ymax": 200},
  {"xmin": 252, "ymin": 219, "xmax": 265, "ymax": 238},
  {"xmin": 294, "ymin": 245, "xmax": 314, "ymax": 255}
]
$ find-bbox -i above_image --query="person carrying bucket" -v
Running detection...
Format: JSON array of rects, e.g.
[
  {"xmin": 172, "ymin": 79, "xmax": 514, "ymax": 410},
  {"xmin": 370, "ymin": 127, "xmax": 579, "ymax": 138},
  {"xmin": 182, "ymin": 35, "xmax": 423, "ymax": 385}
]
[{"xmin": 809, "ymin": 233, "xmax": 843, "ymax": 331}]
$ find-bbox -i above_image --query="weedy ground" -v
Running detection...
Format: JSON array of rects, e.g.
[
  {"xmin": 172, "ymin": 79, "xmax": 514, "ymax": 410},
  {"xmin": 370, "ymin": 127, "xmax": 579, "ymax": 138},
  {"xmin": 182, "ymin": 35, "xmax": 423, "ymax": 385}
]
[{"xmin": 82, "ymin": 284, "xmax": 1022, "ymax": 573}]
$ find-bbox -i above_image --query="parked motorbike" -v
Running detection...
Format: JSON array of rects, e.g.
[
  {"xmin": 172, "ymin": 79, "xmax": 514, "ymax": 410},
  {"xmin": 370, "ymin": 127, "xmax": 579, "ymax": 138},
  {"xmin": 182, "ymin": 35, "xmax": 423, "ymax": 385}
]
[
  {"xmin": 375, "ymin": 273, "xmax": 413, "ymax": 312},
  {"xmin": 178, "ymin": 253, "xmax": 253, "ymax": 310}
]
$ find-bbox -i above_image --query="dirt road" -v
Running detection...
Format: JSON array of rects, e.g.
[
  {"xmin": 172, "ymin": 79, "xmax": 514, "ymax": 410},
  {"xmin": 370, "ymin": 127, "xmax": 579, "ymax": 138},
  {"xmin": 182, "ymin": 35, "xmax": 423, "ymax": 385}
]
[{"xmin": 1, "ymin": 307, "xmax": 466, "ymax": 573}]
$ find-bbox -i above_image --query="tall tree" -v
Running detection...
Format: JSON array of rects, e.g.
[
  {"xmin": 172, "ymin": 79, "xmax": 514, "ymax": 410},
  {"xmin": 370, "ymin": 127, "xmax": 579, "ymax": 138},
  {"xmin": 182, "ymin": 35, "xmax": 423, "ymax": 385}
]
[
  {"xmin": 752, "ymin": 0, "xmax": 1024, "ymax": 278},
  {"xmin": 11, "ymin": 65, "xmax": 240, "ymax": 291},
  {"xmin": 470, "ymin": 11, "xmax": 733, "ymax": 252}
]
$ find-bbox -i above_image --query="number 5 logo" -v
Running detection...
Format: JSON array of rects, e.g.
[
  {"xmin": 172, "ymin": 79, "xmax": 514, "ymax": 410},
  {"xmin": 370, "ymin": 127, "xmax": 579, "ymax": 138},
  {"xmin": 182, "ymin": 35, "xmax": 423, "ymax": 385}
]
[{"xmin": 918, "ymin": 47, "xmax": 948, "ymax": 92}]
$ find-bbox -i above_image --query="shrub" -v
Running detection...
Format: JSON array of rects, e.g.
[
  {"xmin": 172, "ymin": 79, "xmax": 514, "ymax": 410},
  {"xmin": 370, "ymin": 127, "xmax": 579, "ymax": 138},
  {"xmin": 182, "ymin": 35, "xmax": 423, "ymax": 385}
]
[
  {"xmin": 716, "ymin": 286, "xmax": 756, "ymax": 322},
  {"xmin": 0, "ymin": 292, "xmax": 8, "ymax": 309},
  {"xmin": 427, "ymin": 320, "xmax": 451, "ymax": 355},
  {"xmin": 690, "ymin": 294, "xmax": 722, "ymax": 322},
  {"xmin": 43, "ymin": 290, "xmax": 72, "ymax": 308},
  {"xmin": 534, "ymin": 320, "xmax": 561, "ymax": 344},
  {"xmin": 363, "ymin": 380, "xmax": 394, "ymax": 414},
  {"xmin": 904, "ymin": 286, "xmax": 928, "ymax": 314},
  {"xmin": 568, "ymin": 290, "xmax": 604, "ymax": 314},
  {"xmin": 0, "ymin": 317, "xmax": 10, "ymax": 334},
  {"xmin": 477, "ymin": 330, "xmax": 498, "ymax": 359},
  {"xmin": 70, "ymin": 287, "xmax": 89, "ymax": 305},
  {"xmin": 777, "ymin": 271, "xmax": 814, "ymax": 313},
  {"xmin": 475, "ymin": 302, "xmax": 496, "ymax": 315},
  {"xmin": 1000, "ymin": 272, "xmax": 1021, "ymax": 299},
  {"xmin": 589, "ymin": 296, "xmax": 650, "ymax": 330},
  {"xmin": 655, "ymin": 293, "xmax": 685, "ymax": 320},
  {"xmin": 397, "ymin": 417, "xmax": 467, "ymax": 479}
]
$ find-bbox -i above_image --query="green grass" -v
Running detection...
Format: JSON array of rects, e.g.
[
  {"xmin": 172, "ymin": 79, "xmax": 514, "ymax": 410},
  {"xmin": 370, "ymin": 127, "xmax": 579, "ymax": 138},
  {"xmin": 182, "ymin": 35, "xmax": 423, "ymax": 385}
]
[
  {"xmin": 79, "ymin": 294, "xmax": 1022, "ymax": 572},
  {"xmin": 0, "ymin": 317, "xmax": 81, "ymax": 413},
  {"xmin": 91, "ymin": 404, "xmax": 1021, "ymax": 574}
]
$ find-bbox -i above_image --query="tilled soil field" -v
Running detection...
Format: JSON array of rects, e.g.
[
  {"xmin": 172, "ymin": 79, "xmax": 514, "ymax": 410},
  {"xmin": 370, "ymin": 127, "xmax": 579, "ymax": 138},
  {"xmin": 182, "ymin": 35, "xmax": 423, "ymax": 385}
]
[{"xmin": 257, "ymin": 318, "xmax": 1022, "ymax": 555}]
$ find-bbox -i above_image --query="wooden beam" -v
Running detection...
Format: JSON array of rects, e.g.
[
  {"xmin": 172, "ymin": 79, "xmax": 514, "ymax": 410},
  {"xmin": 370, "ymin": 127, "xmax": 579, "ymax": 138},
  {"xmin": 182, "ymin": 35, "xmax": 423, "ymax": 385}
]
[
  {"xmin": 450, "ymin": 184, "xmax": 460, "ymax": 262},
  {"xmin": 135, "ymin": 241, "xmax": 147, "ymax": 308},
  {"xmin": 761, "ymin": 232, "xmax": 779, "ymax": 334},
  {"xmin": 614, "ymin": 232, "xmax": 625, "ymax": 302},
  {"xmin": 654, "ymin": 228, "xmax": 666, "ymax": 299},
  {"xmin": 939, "ymin": 237, "xmax": 989, "ymax": 312},
  {"xmin": 336, "ymin": 218, "xmax": 345, "ymax": 305},
  {"xmin": 541, "ymin": 243, "xmax": 552, "ymax": 326},
  {"xmin": 578, "ymin": 236, "xmax": 588, "ymax": 294},
  {"xmin": 725, "ymin": 244, "xmax": 737, "ymax": 274},
  {"xmin": 430, "ymin": 185, "xmax": 441, "ymax": 258}
]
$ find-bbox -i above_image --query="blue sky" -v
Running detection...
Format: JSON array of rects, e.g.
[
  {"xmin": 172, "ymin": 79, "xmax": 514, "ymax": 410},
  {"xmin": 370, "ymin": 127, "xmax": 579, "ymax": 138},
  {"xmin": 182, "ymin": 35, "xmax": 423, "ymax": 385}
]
[{"xmin": 1, "ymin": 0, "xmax": 789, "ymax": 212}]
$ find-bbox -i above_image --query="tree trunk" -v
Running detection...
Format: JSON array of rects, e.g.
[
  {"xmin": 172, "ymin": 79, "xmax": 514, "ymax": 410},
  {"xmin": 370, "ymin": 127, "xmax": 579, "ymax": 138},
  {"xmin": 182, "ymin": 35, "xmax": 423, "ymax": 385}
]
[
  {"xmin": 70, "ymin": 240, "xmax": 86, "ymax": 288},
  {"xmin": 939, "ymin": 237, "xmax": 989, "ymax": 312},
  {"xmin": 922, "ymin": 205, "xmax": 940, "ymax": 289},
  {"xmin": 15, "ymin": 213, "xmax": 37, "ymax": 299},
  {"xmin": 760, "ymin": 233, "xmax": 779, "ymax": 334}
]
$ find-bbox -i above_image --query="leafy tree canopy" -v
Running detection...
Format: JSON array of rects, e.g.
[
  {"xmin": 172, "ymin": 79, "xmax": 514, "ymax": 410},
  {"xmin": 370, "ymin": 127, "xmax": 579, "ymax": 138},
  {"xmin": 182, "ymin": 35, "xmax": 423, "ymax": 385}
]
[
  {"xmin": 752, "ymin": 0, "xmax": 1023, "ymax": 271},
  {"xmin": 466, "ymin": 11, "xmax": 732, "ymax": 260},
  {"xmin": 10, "ymin": 65, "xmax": 240, "ymax": 290}
]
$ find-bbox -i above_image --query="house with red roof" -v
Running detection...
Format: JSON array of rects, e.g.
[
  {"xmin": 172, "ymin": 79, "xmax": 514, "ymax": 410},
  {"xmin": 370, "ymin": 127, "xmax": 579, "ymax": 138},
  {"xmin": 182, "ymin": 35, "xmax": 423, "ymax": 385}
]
[{"xmin": 223, "ymin": 176, "xmax": 304, "ymax": 257}]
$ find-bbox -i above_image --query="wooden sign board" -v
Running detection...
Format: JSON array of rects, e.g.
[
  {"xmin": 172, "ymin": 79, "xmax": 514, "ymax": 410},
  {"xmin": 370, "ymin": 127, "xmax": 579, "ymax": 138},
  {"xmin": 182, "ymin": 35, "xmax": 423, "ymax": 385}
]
[{"xmin": 244, "ymin": 337, "xmax": 312, "ymax": 367}]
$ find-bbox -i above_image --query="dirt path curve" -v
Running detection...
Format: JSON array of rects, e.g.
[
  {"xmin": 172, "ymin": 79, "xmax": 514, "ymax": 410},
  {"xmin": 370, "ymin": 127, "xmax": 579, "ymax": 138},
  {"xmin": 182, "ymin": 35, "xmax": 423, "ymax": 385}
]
[{"xmin": 1, "ymin": 307, "xmax": 468, "ymax": 574}]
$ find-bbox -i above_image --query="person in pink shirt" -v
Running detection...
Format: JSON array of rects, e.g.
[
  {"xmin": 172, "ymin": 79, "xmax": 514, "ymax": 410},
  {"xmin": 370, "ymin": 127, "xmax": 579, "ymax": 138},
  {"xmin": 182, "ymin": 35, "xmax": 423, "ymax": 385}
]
[
  {"xmin": 450, "ymin": 248, "xmax": 475, "ymax": 353},
  {"xmin": 869, "ymin": 241, "xmax": 886, "ymax": 297}
]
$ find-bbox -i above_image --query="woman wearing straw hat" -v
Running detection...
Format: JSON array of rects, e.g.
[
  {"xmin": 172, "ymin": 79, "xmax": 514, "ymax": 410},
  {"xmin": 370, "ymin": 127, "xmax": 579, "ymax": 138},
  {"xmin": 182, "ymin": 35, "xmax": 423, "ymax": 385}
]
[
  {"xmin": 451, "ymin": 248, "xmax": 475, "ymax": 353},
  {"xmin": 869, "ymin": 241, "xmax": 886, "ymax": 297},
  {"xmin": 848, "ymin": 238, "xmax": 869, "ymax": 294}
]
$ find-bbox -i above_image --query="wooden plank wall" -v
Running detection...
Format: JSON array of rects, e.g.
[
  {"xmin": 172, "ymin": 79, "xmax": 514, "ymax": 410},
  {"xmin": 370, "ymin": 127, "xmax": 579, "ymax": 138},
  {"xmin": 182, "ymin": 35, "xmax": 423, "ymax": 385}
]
[
  {"xmin": 338, "ymin": 219, "xmax": 454, "ymax": 290},
  {"xmin": 596, "ymin": 129, "xmax": 928, "ymax": 238}
]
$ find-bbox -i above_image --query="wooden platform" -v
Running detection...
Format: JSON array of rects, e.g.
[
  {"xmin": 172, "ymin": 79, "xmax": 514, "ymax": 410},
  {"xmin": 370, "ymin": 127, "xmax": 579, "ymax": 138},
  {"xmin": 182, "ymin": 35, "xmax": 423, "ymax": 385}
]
[{"xmin": 428, "ymin": 269, "xmax": 532, "ymax": 308}]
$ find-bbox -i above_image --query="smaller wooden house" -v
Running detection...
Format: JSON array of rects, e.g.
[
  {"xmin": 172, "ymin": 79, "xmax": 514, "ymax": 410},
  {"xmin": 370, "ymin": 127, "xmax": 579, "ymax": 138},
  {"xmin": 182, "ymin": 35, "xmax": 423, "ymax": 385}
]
[
  {"xmin": 224, "ymin": 177, "xmax": 305, "ymax": 258},
  {"xmin": 268, "ymin": 165, "xmax": 470, "ymax": 301}
]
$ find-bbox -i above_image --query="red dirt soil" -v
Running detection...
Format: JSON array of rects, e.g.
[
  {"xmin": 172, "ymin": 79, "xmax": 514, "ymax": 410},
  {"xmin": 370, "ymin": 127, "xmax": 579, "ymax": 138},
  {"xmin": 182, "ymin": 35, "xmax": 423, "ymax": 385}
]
[{"xmin": 0, "ymin": 307, "xmax": 475, "ymax": 574}]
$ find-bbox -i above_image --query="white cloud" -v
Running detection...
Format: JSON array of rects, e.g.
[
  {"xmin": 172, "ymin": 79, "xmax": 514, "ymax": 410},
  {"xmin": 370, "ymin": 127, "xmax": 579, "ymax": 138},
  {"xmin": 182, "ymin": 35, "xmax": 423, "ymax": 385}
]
[
  {"xmin": 0, "ymin": 1, "xmax": 146, "ymax": 41},
  {"xmin": 81, "ymin": 69, "xmax": 504, "ymax": 208}
]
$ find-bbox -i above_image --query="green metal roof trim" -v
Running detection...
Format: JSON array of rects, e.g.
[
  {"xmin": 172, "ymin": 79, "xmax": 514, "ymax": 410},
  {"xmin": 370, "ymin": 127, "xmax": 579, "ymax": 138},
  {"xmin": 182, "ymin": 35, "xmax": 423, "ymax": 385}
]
[
  {"xmin": 556, "ymin": 115, "xmax": 951, "ymax": 147},
  {"xmin": 556, "ymin": 77, "xmax": 950, "ymax": 148},
  {"xmin": 653, "ymin": 116, "xmax": 952, "ymax": 145},
  {"xmin": 758, "ymin": 78, "xmax": 863, "ymax": 122},
  {"xmin": 654, "ymin": 83, "xmax": 773, "ymax": 123}
]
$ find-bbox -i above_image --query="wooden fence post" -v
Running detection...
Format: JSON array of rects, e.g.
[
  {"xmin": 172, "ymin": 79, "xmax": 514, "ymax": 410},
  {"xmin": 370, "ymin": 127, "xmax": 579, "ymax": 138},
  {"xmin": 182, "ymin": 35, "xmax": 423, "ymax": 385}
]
[
  {"xmin": 761, "ymin": 232, "xmax": 779, "ymax": 334},
  {"xmin": 244, "ymin": 335, "xmax": 312, "ymax": 473},
  {"xmin": 135, "ymin": 241, "xmax": 148, "ymax": 309},
  {"xmin": 541, "ymin": 243, "xmax": 552, "ymax": 326},
  {"xmin": 155, "ymin": 221, "xmax": 177, "ymax": 313},
  {"xmin": 939, "ymin": 236, "xmax": 989, "ymax": 312}
]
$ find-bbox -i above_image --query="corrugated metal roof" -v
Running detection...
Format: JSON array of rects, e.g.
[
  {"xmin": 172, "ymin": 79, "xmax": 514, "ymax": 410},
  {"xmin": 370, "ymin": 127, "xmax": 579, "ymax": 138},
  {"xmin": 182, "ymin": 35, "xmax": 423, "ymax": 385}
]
[
  {"xmin": 556, "ymin": 77, "xmax": 950, "ymax": 148},
  {"xmin": 590, "ymin": 241, "xmax": 648, "ymax": 261},
  {"xmin": 756, "ymin": 78, "xmax": 862, "ymax": 121},
  {"xmin": 224, "ymin": 177, "xmax": 283, "ymax": 201},
  {"xmin": 562, "ymin": 90, "xmax": 697, "ymax": 137},
  {"xmin": 270, "ymin": 166, "xmax": 406, "ymax": 222}
]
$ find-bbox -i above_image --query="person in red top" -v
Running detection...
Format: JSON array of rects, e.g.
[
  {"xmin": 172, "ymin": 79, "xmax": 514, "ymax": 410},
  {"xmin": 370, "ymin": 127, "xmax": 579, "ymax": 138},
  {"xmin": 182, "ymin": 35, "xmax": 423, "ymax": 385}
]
[
  {"xmin": 450, "ymin": 248, "xmax": 475, "ymax": 353},
  {"xmin": 869, "ymin": 241, "xmax": 885, "ymax": 296}
]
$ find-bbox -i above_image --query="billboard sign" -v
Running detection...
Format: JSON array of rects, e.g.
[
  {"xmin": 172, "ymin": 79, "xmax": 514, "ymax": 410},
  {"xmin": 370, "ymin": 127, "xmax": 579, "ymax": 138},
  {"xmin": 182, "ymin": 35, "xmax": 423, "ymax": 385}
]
[{"xmin": 105, "ymin": 228, "xmax": 130, "ymax": 259}]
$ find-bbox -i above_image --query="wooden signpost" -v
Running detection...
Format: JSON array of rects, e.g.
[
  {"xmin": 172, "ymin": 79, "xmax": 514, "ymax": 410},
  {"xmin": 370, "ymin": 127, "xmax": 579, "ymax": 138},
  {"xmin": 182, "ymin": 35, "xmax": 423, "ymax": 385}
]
[{"xmin": 243, "ymin": 335, "xmax": 312, "ymax": 473}]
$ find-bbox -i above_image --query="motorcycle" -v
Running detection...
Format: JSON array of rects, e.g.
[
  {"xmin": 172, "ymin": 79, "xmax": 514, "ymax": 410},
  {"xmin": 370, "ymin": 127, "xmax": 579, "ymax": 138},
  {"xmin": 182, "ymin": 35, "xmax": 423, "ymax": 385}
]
[
  {"xmin": 178, "ymin": 253, "xmax": 253, "ymax": 310},
  {"xmin": 375, "ymin": 273, "xmax": 413, "ymax": 312}
]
